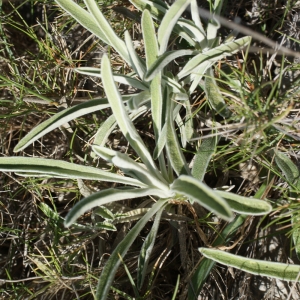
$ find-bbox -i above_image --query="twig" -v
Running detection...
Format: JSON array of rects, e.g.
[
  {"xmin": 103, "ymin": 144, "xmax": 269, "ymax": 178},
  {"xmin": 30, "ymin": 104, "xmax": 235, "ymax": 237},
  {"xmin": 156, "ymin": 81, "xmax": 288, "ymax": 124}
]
[
  {"xmin": 0, "ymin": 275, "xmax": 85, "ymax": 283},
  {"xmin": 196, "ymin": 7, "xmax": 300, "ymax": 59}
]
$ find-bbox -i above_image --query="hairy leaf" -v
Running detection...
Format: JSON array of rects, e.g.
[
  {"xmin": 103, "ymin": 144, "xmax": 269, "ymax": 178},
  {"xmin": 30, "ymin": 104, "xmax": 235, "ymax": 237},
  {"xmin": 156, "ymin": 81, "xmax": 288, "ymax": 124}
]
[
  {"xmin": 171, "ymin": 175, "xmax": 233, "ymax": 221},
  {"xmin": 215, "ymin": 190, "xmax": 272, "ymax": 215},
  {"xmin": 199, "ymin": 248, "xmax": 300, "ymax": 281},
  {"xmin": 0, "ymin": 157, "xmax": 145, "ymax": 187}
]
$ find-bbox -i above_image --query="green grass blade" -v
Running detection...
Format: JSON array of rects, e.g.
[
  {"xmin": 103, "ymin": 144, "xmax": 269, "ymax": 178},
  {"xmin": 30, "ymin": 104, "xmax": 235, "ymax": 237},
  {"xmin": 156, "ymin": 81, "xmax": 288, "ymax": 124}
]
[
  {"xmin": 14, "ymin": 98, "xmax": 113, "ymax": 152},
  {"xmin": 64, "ymin": 188, "xmax": 167, "ymax": 227},
  {"xmin": 84, "ymin": 0, "xmax": 130, "ymax": 64},
  {"xmin": 137, "ymin": 205, "xmax": 163, "ymax": 289},
  {"xmin": 171, "ymin": 175, "xmax": 233, "ymax": 221},
  {"xmin": 178, "ymin": 36, "xmax": 251, "ymax": 79},
  {"xmin": 55, "ymin": 0, "xmax": 109, "ymax": 44},
  {"xmin": 101, "ymin": 54, "xmax": 160, "ymax": 176},
  {"xmin": 92, "ymin": 146, "xmax": 170, "ymax": 192},
  {"xmin": 199, "ymin": 248, "xmax": 300, "ymax": 281},
  {"xmin": 144, "ymin": 49, "xmax": 197, "ymax": 82},
  {"xmin": 188, "ymin": 257, "xmax": 215, "ymax": 300},
  {"xmin": 0, "ymin": 157, "xmax": 145, "ymax": 187},
  {"xmin": 157, "ymin": 0, "xmax": 192, "ymax": 54},
  {"xmin": 192, "ymin": 136, "xmax": 218, "ymax": 181},
  {"xmin": 76, "ymin": 67, "xmax": 149, "ymax": 90},
  {"xmin": 96, "ymin": 198, "xmax": 168, "ymax": 300},
  {"xmin": 215, "ymin": 191, "xmax": 272, "ymax": 215},
  {"xmin": 172, "ymin": 275, "xmax": 180, "ymax": 300},
  {"xmin": 205, "ymin": 67, "xmax": 231, "ymax": 117}
]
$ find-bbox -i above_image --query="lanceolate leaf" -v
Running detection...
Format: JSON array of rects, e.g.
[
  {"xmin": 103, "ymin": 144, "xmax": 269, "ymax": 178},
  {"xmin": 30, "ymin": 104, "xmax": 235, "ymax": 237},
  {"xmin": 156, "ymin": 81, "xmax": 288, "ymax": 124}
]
[
  {"xmin": 178, "ymin": 36, "xmax": 251, "ymax": 79},
  {"xmin": 190, "ymin": 0, "xmax": 206, "ymax": 42},
  {"xmin": 93, "ymin": 105, "xmax": 148, "ymax": 148},
  {"xmin": 39, "ymin": 202, "xmax": 89, "ymax": 231},
  {"xmin": 13, "ymin": 98, "xmax": 115, "ymax": 152},
  {"xmin": 274, "ymin": 150, "xmax": 300, "ymax": 188},
  {"xmin": 64, "ymin": 188, "xmax": 168, "ymax": 227},
  {"xmin": 130, "ymin": 0, "xmax": 196, "ymax": 46},
  {"xmin": 292, "ymin": 213, "xmax": 300, "ymax": 260},
  {"xmin": 206, "ymin": 19, "xmax": 220, "ymax": 47},
  {"xmin": 213, "ymin": 0, "xmax": 224, "ymax": 15},
  {"xmin": 92, "ymin": 146, "xmax": 170, "ymax": 192},
  {"xmin": 114, "ymin": 208, "xmax": 150, "ymax": 224},
  {"xmin": 142, "ymin": 9, "xmax": 159, "ymax": 69},
  {"xmin": 55, "ymin": 0, "xmax": 109, "ymax": 44},
  {"xmin": 153, "ymin": 124, "xmax": 167, "ymax": 159},
  {"xmin": 188, "ymin": 60, "xmax": 212, "ymax": 94},
  {"xmin": 94, "ymin": 222, "xmax": 117, "ymax": 231},
  {"xmin": 192, "ymin": 136, "xmax": 218, "ymax": 181},
  {"xmin": 93, "ymin": 114, "xmax": 116, "ymax": 147},
  {"xmin": 199, "ymin": 248, "xmax": 300, "ymax": 282},
  {"xmin": 144, "ymin": 49, "xmax": 198, "ymax": 82},
  {"xmin": 162, "ymin": 75, "xmax": 187, "ymax": 94},
  {"xmin": 127, "ymin": 90, "xmax": 151, "ymax": 110},
  {"xmin": 129, "ymin": 0, "xmax": 167, "ymax": 20},
  {"xmin": 274, "ymin": 150, "xmax": 300, "ymax": 259},
  {"xmin": 205, "ymin": 67, "xmax": 231, "ymax": 118},
  {"xmin": 84, "ymin": 0, "xmax": 130, "ymax": 64},
  {"xmin": 0, "ymin": 157, "xmax": 145, "ymax": 187},
  {"xmin": 158, "ymin": 0, "xmax": 192, "ymax": 54},
  {"xmin": 101, "ymin": 54, "xmax": 160, "ymax": 176},
  {"xmin": 94, "ymin": 206, "xmax": 115, "ymax": 220},
  {"xmin": 76, "ymin": 68, "xmax": 149, "ymax": 90},
  {"xmin": 177, "ymin": 18, "xmax": 206, "ymax": 44},
  {"xmin": 154, "ymin": 101, "xmax": 181, "ymax": 159},
  {"xmin": 183, "ymin": 99, "xmax": 193, "ymax": 141},
  {"xmin": 171, "ymin": 175, "xmax": 233, "ymax": 221},
  {"xmin": 142, "ymin": 9, "xmax": 163, "ymax": 141},
  {"xmin": 166, "ymin": 94, "xmax": 190, "ymax": 176},
  {"xmin": 215, "ymin": 190, "xmax": 272, "ymax": 215},
  {"xmin": 96, "ymin": 199, "xmax": 168, "ymax": 300},
  {"xmin": 125, "ymin": 30, "xmax": 146, "ymax": 79}
]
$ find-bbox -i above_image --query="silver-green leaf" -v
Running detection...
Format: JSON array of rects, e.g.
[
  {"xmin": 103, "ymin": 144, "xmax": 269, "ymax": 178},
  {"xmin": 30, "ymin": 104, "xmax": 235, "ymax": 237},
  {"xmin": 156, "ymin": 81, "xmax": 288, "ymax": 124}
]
[
  {"xmin": 171, "ymin": 175, "xmax": 233, "ymax": 221},
  {"xmin": 215, "ymin": 190, "xmax": 272, "ymax": 216},
  {"xmin": 199, "ymin": 248, "xmax": 300, "ymax": 282}
]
